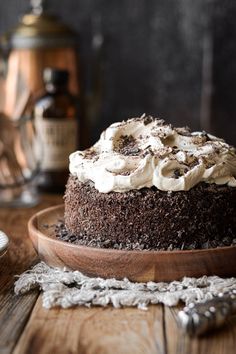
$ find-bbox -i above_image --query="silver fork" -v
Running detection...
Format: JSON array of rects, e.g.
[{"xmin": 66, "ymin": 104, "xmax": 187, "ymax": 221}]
[{"xmin": 178, "ymin": 290, "xmax": 236, "ymax": 336}]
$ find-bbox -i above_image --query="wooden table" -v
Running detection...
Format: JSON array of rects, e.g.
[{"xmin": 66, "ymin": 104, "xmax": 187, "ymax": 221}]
[{"xmin": 0, "ymin": 194, "xmax": 236, "ymax": 354}]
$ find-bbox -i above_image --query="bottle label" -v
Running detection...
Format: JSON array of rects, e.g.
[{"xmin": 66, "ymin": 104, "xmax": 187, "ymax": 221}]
[{"xmin": 35, "ymin": 117, "xmax": 78, "ymax": 170}]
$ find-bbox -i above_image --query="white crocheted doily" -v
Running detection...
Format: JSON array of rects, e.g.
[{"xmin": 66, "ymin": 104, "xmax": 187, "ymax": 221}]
[{"xmin": 14, "ymin": 262, "xmax": 236, "ymax": 310}]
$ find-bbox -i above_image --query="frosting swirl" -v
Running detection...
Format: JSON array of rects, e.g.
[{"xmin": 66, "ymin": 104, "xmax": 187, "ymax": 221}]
[{"xmin": 69, "ymin": 115, "xmax": 236, "ymax": 193}]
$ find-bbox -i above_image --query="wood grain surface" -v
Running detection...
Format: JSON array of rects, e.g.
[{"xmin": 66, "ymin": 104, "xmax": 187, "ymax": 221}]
[
  {"xmin": 0, "ymin": 194, "xmax": 62, "ymax": 354},
  {"xmin": 0, "ymin": 194, "xmax": 236, "ymax": 354}
]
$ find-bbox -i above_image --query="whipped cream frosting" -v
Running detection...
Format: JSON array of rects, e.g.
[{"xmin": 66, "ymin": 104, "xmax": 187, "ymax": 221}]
[{"xmin": 69, "ymin": 114, "xmax": 236, "ymax": 193}]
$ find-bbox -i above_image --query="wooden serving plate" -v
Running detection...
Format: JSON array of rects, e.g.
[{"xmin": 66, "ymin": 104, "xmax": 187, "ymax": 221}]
[{"xmin": 28, "ymin": 204, "xmax": 236, "ymax": 282}]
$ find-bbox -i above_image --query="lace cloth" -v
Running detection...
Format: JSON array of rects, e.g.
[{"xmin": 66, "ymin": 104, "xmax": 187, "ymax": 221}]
[{"xmin": 14, "ymin": 262, "xmax": 236, "ymax": 310}]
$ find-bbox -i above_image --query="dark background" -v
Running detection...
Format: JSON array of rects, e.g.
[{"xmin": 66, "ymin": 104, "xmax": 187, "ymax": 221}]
[{"xmin": 0, "ymin": 0, "xmax": 236, "ymax": 145}]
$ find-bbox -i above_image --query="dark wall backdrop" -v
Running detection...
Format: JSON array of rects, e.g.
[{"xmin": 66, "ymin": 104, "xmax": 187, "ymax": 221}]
[{"xmin": 0, "ymin": 0, "xmax": 236, "ymax": 145}]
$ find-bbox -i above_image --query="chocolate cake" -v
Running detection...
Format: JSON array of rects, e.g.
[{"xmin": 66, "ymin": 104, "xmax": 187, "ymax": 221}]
[{"xmin": 63, "ymin": 114, "xmax": 236, "ymax": 250}]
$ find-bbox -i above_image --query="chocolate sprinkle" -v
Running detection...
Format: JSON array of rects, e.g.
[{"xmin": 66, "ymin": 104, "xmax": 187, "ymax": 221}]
[
  {"xmin": 115, "ymin": 135, "xmax": 140, "ymax": 155},
  {"xmin": 143, "ymin": 115, "xmax": 154, "ymax": 125},
  {"xmin": 54, "ymin": 221, "xmax": 236, "ymax": 251},
  {"xmin": 63, "ymin": 175, "xmax": 236, "ymax": 251}
]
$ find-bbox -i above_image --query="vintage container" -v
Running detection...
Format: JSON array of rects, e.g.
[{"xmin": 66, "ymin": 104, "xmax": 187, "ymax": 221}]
[{"xmin": 1, "ymin": 0, "xmax": 80, "ymax": 117}]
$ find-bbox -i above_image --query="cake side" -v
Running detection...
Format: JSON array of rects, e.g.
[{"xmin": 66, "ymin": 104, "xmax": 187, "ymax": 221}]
[{"xmin": 64, "ymin": 175, "xmax": 236, "ymax": 250}]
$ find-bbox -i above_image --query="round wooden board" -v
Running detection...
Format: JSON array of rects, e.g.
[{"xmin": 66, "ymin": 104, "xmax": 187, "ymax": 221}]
[{"xmin": 28, "ymin": 204, "xmax": 236, "ymax": 282}]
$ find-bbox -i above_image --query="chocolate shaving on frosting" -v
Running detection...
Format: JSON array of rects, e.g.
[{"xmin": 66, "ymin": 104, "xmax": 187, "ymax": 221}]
[{"xmin": 69, "ymin": 114, "xmax": 236, "ymax": 193}]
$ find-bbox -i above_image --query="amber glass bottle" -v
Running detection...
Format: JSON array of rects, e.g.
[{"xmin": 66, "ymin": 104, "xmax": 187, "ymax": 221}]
[{"xmin": 34, "ymin": 68, "xmax": 78, "ymax": 193}]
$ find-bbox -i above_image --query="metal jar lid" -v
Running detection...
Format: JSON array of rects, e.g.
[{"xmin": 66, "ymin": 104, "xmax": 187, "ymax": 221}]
[{"xmin": 9, "ymin": 0, "xmax": 77, "ymax": 49}]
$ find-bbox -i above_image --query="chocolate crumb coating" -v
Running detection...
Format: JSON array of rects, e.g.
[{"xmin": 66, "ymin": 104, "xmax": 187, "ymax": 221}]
[{"xmin": 64, "ymin": 175, "xmax": 236, "ymax": 250}]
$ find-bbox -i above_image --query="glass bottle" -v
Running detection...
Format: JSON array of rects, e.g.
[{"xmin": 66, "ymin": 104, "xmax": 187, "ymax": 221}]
[{"xmin": 34, "ymin": 68, "xmax": 79, "ymax": 193}]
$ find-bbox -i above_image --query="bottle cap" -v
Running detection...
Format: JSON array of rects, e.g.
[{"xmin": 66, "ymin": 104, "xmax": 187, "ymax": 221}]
[{"xmin": 43, "ymin": 68, "xmax": 69, "ymax": 85}]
